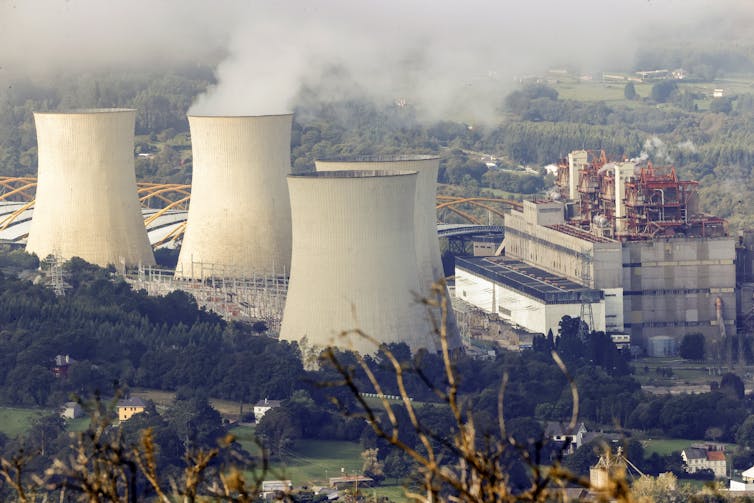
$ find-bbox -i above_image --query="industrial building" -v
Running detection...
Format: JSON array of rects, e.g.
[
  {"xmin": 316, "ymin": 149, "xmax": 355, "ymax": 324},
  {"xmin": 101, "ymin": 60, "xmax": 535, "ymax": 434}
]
[
  {"xmin": 457, "ymin": 150, "xmax": 736, "ymax": 354},
  {"xmin": 315, "ymin": 155, "xmax": 461, "ymax": 348},
  {"xmin": 175, "ymin": 114, "xmax": 293, "ymax": 280},
  {"xmin": 26, "ymin": 109, "xmax": 155, "ymax": 270},
  {"xmin": 280, "ymin": 170, "xmax": 439, "ymax": 356},
  {"xmin": 455, "ymin": 255, "xmax": 605, "ymax": 335}
]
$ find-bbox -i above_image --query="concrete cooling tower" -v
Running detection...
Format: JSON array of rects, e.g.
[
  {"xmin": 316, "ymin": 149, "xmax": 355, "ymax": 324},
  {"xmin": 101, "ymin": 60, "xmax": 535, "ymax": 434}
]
[
  {"xmin": 175, "ymin": 114, "xmax": 293, "ymax": 279},
  {"xmin": 27, "ymin": 109, "xmax": 155, "ymax": 269},
  {"xmin": 280, "ymin": 170, "xmax": 439, "ymax": 355},
  {"xmin": 315, "ymin": 155, "xmax": 461, "ymax": 347}
]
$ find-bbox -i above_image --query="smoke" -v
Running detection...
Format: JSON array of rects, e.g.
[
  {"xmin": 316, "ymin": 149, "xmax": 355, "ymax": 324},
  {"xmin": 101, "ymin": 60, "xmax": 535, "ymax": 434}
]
[
  {"xmin": 638, "ymin": 136, "xmax": 672, "ymax": 164},
  {"xmin": 677, "ymin": 140, "xmax": 698, "ymax": 154},
  {"xmin": 2, "ymin": 0, "xmax": 752, "ymax": 121}
]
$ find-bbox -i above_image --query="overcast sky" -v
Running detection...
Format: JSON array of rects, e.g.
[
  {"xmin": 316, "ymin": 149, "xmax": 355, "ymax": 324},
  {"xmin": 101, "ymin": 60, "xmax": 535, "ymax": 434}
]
[{"xmin": 1, "ymin": 0, "xmax": 750, "ymax": 120}]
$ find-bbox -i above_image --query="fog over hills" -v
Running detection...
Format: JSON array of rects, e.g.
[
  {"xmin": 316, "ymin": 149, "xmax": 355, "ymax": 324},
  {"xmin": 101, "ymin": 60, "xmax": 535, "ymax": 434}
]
[{"xmin": 1, "ymin": 0, "xmax": 752, "ymax": 120}]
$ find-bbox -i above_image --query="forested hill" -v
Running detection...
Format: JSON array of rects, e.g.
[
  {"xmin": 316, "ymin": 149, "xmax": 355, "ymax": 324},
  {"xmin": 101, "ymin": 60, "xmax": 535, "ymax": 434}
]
[
  {"xmin": 0, "ymin": 251, "xmax": 305, "ymax": 408},
  {"xmin": 2, "ymin": 67, "xmax": 754, "ymax": 227}
]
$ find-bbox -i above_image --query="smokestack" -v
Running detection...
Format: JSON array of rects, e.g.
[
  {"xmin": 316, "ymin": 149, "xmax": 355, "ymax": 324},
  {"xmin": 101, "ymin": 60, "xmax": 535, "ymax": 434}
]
[
  {"xmin": 568, "ymin": 150, "xmax": 588, "ymax": 200},
  {"xmin": 27, "ymin": 109, "xmax": 155, "ymax": 269},
  {"xmin": 280, "ymin": 170, "xmax": 438, "ymax": 355},
  {"xmin": 315, "ymin": 155, "xmax": 461, "ymax": 348},
  {"xmin": 176, "ymin": 114, "xmax": 293, "ymax": 279}
]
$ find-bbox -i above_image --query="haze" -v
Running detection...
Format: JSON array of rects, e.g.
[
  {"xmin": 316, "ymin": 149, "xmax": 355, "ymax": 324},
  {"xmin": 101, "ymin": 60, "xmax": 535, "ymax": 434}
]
[{"xmin": 1, "ymin": 0, "xmax": 751, "ymax": 121}]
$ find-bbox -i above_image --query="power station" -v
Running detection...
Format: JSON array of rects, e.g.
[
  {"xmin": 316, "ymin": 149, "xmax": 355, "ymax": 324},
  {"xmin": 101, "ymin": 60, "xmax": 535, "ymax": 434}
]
[
  {"xmin": 16, "ymin": 105, "xmax": 749, "ymax": 360},
  {"xmin": 175, "ymin": 114, "xmax": 293, "ymax": 280},
  {"xmin": 279, "ymin": 170, "xmax": 440, "ymax": 355},
  {"xmin": 456, "ymin": 150, "xmax": 737, "ymax": 357},
  {"xmin": 26, "ymin": 109, "xmax": 155, "ymax": 270},
  {"xmin": 315, "ymin": 155, "xmax": 461, "ymax": 348}
]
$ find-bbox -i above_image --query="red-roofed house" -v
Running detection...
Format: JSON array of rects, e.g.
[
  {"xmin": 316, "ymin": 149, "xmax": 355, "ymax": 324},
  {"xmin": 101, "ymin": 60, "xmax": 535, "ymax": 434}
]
[{"xmin": 682, "ymin": 446, "xmax": 727, "ymax": 478}]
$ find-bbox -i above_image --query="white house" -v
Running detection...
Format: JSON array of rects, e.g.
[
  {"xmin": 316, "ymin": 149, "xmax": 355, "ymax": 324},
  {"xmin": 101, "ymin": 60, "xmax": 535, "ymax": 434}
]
[
  {"xmin": 682, "ymin": 447, "xmax": 726, "ymax": 478},
  {"xmin": 253, "ymin": 398, "xmax": 281, "ymax": 421},
  {"xmin": 60, "ymin": 401, "xmax": 84, "ymax": 419},
  {"xmin": 544, "ymin": 421, "xmax": 588, "ymax": 454},
  {"xmin": 730, "ymin": 465, "xmax": 754, "ymax": 491}
]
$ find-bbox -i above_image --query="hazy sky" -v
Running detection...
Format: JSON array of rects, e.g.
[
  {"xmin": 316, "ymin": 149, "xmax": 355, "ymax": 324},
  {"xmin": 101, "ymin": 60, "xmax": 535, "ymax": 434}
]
[{"xmin": 1, "ymin": 0, "xmax": 751, "ymax": 120}]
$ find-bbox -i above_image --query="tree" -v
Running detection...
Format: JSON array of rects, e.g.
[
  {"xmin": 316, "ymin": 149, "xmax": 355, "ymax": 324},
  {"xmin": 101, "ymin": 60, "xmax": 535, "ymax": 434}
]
[
  {"xmin": 736, "ymin": 415, "xmax": 754, "ymax": 450},
  {"xmin": 710, "ymin": 97, "xmax": 733, "ymax": 114},
  {"xmin": 255, "ymin": 407, "xmax": 301, "ymax": 459},
  {"xmin": 679, "ymin": 333, "xmax": 705, "ymax": 360},
  {"xmin": 624, "ymin": 82, "xmax": 637, "ymax": 100},
  {"xmin": 360, "ymin": 448, "xmax": 385, "ymax": 484},
  {"xmin": 720, "ymin": 372, "xmax": 745, "ymax": 399},
  {"xmin": 650, "ymin": 81, "xmax": 678, "ymax": 103}
]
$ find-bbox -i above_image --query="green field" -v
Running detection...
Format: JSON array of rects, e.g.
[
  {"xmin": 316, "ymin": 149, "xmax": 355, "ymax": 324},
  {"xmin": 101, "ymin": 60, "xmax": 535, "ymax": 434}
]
[
  {"xmin": 631, "ymin": 357, "xmax": 725, "ymax": 389},
  {"xmin": 231, "ymin": 426, "xmax": 409, "ymax": 501},
  {"xmin": 0, "ymin": 407, "xmax": 49, "ymax": 437},
  {"xmin": 643, "ymin": 438, "xmax": 733, "ymax": 457},
  {"xmin": 551, "ymin": 74, "xmax": 754, "ymax": 110},
  {"xmin": 130, "ymin": 388, "xmax": 248, "ymax": 420}
]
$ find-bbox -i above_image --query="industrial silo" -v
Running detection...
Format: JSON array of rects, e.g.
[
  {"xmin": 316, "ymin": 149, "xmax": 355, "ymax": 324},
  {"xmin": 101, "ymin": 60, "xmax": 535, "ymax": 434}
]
[
  {"xmin": 175, "ymin": 114, "xmax": 292, "ymax": 279},
  {"xmin": 315, "ymin": 155, "xmax": 461, "ymax": 347},
  {"xmin": 27, "ymin": 109, "xmax": 155, "ymax": 269},
  {"xmin": 280, "ymin": 170, "xmax": 439, "ymax": 355}
]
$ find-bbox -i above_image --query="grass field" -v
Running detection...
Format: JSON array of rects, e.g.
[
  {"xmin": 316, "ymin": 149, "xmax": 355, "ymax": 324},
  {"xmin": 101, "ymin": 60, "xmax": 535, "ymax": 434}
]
[
  {"xmin": 552, "ymin": 74, "xmax": 754, "ymax": 111},
  {"xmin": 130, "ymin": 388, "xmax": 248, "ymax": 420},
  {"xmin": 230, "ymin": 426, "xmax": 410, "ymax": 501},
  {"xmin": 0, "ymin": 407, "xmax": 49, "ymax": 437},
  {"xmin": 643, "ymin": 438, "xmax": 734, "ymax": 457},
  {"xmin": 631, "ymin": 357, "xmax": 723, "ymax": 389}
]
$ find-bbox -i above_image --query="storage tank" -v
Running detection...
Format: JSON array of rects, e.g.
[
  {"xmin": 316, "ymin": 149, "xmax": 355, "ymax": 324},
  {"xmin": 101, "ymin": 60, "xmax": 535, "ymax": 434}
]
[
  {"xmin": 27, "ymin": 109, "xmax": 155, "ymax": 269},
  {"xmin": 315, "ymin": 155, "xmax": 462, "ymax": 348},
  {"xmin": 176, "ymin": 114, "xmax": 293, "ymax": 279},
  {"xmin": 280, "ymin": 170, "xmax": 439, "ymax": 355}
]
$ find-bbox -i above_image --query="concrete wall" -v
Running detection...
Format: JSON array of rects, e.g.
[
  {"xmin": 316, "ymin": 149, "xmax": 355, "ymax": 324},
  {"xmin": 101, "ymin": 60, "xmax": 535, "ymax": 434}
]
[
  {"xmin": 176, "ymin": 115, "xmax": 293, "ymax": 279},
  {"xmin": 27, "ymin": 109, "xmax": 155, "ymax": 269},
  {"xmin": 315, "ymin": 155, "xmax": 461, "ymax": 348},
  {"xmin": 280, "ymin": 170, "xmax": 438, "ymax": 355},
  {"xmin": 622, "ymin": 237, "xmax": 737, "ymax": 347}
]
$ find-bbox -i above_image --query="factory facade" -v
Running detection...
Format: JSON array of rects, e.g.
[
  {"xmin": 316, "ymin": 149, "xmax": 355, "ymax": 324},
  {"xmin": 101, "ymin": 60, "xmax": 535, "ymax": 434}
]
[{"xmin": 457, "ymin": 150, "xmax": 737, "ymax": 354}]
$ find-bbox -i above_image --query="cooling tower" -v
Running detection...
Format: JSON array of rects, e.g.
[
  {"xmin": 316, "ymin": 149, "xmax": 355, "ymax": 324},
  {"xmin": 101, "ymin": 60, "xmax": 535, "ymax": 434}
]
[
  {"xmin": 280, "ymin": 170, "xmax": 439, "ymax": 355},
  {"xmin": 27, "ymin": 109, "xmax": 155, "ymax": 269},
  {"xmin": 175, "ymin": 114, "xmax": 292, "ymax": 279},
  {"xmin": 315, "ymin": 155, "xmax": 461, "ymax": 347}
]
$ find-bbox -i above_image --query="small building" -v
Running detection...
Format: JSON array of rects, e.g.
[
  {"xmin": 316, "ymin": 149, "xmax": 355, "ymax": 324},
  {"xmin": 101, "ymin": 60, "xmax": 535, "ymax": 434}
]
[
  {"xmin": 60, "ymin": 401, "xmax": 84, "ymax": 419},
  {"xmin": 254, "ymin": 398, "xmax": 281, "ymax": 421},
  {"xmin": 730, "ymin": 465, "xmax": 754, "ymax": 491},
  {"xmin": 611, "ymin": 333, "xmax": 631, "ymax": 350},
  {"xmin": 328, "ymin": 475, "xmax": 374, "ymax": 489},
  {"xmin": 117, "ymin": 397, "xmax": 146, "ymax": 422},
  {"xmin": 260, "ymin": 480, "xmax": 292, "ymax": 499},
  {"xmin": 52, "ymin": 354, "xmax": 73, "ymax": 378},
  {"xmin": 681, "ymin": 446, "xmax": 726, "ymax": 478},
  {"xmin": 544, "ymin": 421, "xmax": 587, "ymax": 454}
]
